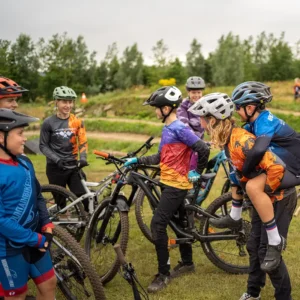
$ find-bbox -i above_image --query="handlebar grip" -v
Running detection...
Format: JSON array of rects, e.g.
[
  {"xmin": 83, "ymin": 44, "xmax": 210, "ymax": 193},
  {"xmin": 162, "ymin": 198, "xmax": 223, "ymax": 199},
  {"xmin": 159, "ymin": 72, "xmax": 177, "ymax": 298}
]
[
  {"xmin": 93, "ymin": 150, "xmax": 110, "ymax": 159},
  {"xmin": 113, "ymin": 244, "xmax": 127, "ymax": 265},
  {"xmin": 146, "ymin": 136, "xmax": 154, "ymax": 144}
]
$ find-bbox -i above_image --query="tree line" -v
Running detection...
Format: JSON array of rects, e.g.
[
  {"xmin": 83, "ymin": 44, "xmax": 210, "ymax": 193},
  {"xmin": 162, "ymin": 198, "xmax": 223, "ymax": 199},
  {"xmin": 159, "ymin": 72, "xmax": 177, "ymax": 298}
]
[{"xmin": 0, "ymin": 32, "xmax": 300, "ymax": 102}]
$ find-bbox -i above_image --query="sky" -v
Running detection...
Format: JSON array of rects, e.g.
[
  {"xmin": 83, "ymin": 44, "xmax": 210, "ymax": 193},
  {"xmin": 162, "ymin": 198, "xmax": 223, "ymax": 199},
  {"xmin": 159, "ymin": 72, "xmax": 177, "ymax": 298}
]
[{"xmin": 2, "ymin": 0, "xmax": 300, "ymax": 64}]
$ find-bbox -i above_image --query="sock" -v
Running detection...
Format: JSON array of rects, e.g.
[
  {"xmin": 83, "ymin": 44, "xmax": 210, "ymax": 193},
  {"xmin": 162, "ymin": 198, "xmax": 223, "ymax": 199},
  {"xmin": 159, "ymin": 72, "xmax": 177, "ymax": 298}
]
[
  {"xmin": 230, "ymin": 199, "xmax": 243, "ymax": 220},
  {"xmin": 263, "ymin": 218, "xmax": 281, "ymax": 245}
]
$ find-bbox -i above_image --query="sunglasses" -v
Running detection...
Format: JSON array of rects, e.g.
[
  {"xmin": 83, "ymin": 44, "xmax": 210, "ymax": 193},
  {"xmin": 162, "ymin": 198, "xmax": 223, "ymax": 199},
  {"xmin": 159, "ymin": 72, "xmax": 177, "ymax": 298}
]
[{"xmin": 235, "ymin": 104, "xmax": 242, "ymax": 111}]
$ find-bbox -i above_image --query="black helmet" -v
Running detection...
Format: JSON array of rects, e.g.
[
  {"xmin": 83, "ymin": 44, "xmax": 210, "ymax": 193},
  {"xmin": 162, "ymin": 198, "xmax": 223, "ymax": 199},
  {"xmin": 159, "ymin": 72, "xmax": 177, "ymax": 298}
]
[
  {"xmin": 0, "ymin": 109, "xmax": 39, "ymax": 132},
  {"xmin": 143, "ymin": 86, "xmax": 182, "ymax": 108}
]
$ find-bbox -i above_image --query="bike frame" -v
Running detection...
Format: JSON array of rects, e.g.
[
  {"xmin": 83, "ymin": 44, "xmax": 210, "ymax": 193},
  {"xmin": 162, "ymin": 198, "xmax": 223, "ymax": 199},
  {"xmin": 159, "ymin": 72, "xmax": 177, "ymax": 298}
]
[{"xmin": 95, "ymin": 166, "xmax": 239, "ymax": 245}]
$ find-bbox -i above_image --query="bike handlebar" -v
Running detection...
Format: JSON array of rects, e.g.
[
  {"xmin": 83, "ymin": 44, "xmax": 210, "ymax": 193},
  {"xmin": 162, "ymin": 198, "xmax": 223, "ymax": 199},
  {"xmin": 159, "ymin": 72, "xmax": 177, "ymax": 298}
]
[{"xmin": 113, "ymin": 244, "xmax": 127, "ymax": 266}]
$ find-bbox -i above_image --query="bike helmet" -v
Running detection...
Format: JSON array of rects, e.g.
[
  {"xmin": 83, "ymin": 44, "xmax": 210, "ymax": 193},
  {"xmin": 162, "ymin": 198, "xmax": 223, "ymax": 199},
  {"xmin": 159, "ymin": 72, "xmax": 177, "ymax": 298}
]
[
  {"xmin": 53, "ymin": 86, "xmax": 77, "ymax": 100},
  {"xmin": 188, "ymin": 93, "xmax": 234, "ymax": 120},
  {"xmin": 0, "ymin": 76, "xmax": 28, "ymax": 99},
  {"xmin": 231, "ymin": 81, "xmax": 272, "ymax": 107},
  {"xmin": 186, "ymin": 76, "xmax": 205, "ymax": 91},
  {"xmin": 0, "ymin": 109, "xmax": 39, "ymax": 132},
  {"xmin": 0, "ymin": 109, "xmax": 39, "ymax": 160},
  {"xmin": 143, "ymin": 86, "xmax": 182, "ymax": 108}
]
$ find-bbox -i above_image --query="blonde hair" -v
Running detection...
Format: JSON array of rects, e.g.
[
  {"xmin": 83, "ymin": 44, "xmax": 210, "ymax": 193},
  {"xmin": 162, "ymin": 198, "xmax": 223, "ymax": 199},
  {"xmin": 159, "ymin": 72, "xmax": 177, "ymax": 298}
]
[{"xmin": 206, "ymin": 116, "xmax": 235, "ymax": 148}]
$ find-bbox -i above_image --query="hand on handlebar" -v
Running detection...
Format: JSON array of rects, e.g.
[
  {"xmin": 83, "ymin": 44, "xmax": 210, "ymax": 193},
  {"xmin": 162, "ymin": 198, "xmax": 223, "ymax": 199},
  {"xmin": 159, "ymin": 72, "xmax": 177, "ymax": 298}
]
[
  {"xmin": 77, "ymin": 159, "xmax": 88, "ymax": 168},
  {"xmin": 124, "ymin": 157, "xmax": 138, "ymax": 167},
  {"xmin": 188, "ymin": 170, "xmax": 201, "ymax": 182}
]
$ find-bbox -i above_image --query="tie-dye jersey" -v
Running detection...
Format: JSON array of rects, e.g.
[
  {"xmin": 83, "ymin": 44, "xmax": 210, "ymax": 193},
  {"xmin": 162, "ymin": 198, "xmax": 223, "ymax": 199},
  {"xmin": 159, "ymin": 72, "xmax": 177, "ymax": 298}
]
[
  {"xmin": 228, "ymin": 127, "xmax": 288, "ymax": 202},
  {"xmin": 39, "ymin": 114, "xmax": 87, "ymax": 164},
  {"xmin": 159, "ymin": 120, "xmax": 199, "ymax": 189}
]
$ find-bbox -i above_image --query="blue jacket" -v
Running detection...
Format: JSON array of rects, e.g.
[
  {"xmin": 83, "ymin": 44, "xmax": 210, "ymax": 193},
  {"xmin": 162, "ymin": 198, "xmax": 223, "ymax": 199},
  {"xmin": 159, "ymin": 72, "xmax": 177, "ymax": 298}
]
[{"xmin": 0, "ymin": 156, "xmax": 51, "ymax": 256}]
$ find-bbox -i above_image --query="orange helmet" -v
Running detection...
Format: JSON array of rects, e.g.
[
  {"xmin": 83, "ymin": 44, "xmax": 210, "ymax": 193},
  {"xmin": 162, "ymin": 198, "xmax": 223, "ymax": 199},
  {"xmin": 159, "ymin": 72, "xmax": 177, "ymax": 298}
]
[{"xmin": 0, "ymin": 76, "xmax": 28, "ymax": 99}]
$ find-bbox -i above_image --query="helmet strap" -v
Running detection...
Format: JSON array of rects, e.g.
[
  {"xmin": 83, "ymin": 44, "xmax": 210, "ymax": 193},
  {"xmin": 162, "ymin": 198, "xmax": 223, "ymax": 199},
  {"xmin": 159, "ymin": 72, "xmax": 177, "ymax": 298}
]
[
  {"xmin": 160, "ymin": 107, "xmax": 174, "ymax": 123},
  {"xmin": 0, "ymin": 132, "xmax": 17, "ymax": 161},
  {"xmin": 243, "ymin": 105, "xmax": 259, "ymax": 123}
]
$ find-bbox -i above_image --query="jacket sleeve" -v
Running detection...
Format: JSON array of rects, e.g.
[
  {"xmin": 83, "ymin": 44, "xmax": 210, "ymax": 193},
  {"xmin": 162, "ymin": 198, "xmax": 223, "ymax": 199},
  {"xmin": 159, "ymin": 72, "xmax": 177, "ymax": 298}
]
[
  {"xmin": 177, "ymin": 101, "xmax": 190, "ymax": 126},
  {"xmin": 78, "ymin": 119, "xmax": 88, "ymax": 161},
  {"xmin": 35, "ymin": 177, "xmax": 53, "ymax": 229},
  {"xmin": 138, "ymin": 153, "xmax": 161, "ymax": 165},
  {"xmin": 242, "ymin": 135, "xmax": 272, "ymax": 178},
  {"xmin": 0, "ymin": 196, "xmax": 42, "ymax": 247},
  {"xmin": 39, "ymin": 119, "xmax": 61, "ymax": 163},
  {"xmin": 191, "ymin": 140, "xmax": 210, "ymax": 174}
]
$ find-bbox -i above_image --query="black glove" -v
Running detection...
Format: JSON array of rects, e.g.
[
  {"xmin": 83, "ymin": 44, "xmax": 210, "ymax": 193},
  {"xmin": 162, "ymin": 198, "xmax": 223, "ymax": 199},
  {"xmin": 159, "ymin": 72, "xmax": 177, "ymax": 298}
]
[
  {"xmin": 57, "ymin": 159, "xmax": 67, "ymax": 170},
  {"xmin": 43, "ymin": 232, "xmax": 53, "ymax": 250},
  {"xmin": 77, "ymin": 159, "xmax": 88, "ymax": 168}
]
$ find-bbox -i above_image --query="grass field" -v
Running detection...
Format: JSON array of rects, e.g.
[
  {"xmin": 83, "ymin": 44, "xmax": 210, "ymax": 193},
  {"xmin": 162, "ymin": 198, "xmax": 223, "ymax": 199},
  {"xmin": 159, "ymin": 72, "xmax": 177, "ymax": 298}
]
[{"xmin": 28, "ymin": 150, "xmax": 300, "ymax": 300}]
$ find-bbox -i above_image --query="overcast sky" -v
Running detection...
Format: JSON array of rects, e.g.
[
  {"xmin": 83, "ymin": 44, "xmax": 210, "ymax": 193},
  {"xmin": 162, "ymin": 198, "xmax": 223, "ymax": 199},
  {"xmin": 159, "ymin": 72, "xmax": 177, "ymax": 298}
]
[{"xmin": 2, "ymin": 0, "xmax": 300, "ymax": 63}]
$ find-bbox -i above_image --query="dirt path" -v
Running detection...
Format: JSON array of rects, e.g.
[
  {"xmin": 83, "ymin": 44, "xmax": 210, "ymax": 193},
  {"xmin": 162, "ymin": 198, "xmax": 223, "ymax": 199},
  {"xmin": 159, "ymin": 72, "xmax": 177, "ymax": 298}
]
[
  {"xmin": 85, "ymin": 117, "xmax": 161, "ymax": 126},
  {"xmin": 268, "ymin": 108, "xmax": 300, "ymax": 116},
  {"xmin": 25, "ymin": 130, "xmax": 161, "ymax": 143}
]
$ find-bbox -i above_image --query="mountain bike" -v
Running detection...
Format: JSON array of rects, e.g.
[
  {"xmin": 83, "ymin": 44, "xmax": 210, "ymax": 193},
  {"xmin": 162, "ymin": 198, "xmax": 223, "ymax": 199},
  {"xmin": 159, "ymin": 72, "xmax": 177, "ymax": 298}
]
[
  {"xmin": 84, "ymin": 152, "xmax": 251, "ymax": 286},
  {"xmin": 134, "ymin": 149, "xmax": 231, "ymax": 243},
  {"xmin": 41, "ymin": 137, "xmax": 156, "ymax": 241}
]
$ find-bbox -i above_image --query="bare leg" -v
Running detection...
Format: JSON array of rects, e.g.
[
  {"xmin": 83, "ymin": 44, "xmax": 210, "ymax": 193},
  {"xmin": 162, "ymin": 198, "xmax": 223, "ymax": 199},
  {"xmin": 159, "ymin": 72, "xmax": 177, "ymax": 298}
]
[{"xmin": 36, "ymin": 275, "xmax": 57, "ymax": 300}]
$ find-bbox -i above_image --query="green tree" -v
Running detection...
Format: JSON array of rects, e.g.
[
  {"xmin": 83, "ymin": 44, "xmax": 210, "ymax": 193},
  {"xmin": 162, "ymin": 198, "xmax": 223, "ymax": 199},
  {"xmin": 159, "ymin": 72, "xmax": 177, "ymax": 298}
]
[
  {"xmin": 166, "ymin": 58, "xmax": 187, "ymax": 85},
  {"xmin": 8, "ymin": 34, "xmax": 40, "ymax": 101},
  {"xmin": 211, "ymin": 33, "xmax": 244, "ymax": 86},
  {"xmin": 0, "ymin": 40, "xmax": 11, "ymax": 77},
  {"xmin": 115, "ymin": 43, "xmax": 144, "ymax": 89},
  {"xmin": 186, "ymin": 39, "xmax": 205, "ymax": 78}
]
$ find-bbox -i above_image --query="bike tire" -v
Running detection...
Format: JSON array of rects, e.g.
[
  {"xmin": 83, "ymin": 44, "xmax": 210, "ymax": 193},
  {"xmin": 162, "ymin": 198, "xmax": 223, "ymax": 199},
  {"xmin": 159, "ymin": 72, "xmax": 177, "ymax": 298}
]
[
  {"xmin": 85, "ymin": 198, "xmax": 129, "ymax": 285},
  {"xmin": 52, "ymin": 226, "xmax": 106, "ymax": 300},
  {"xmin": 199, "ymin": 192, "xmax": 251, "ymax": 274},
  {"xmin": 41, "ymin": 184, "xmax": 86, "ymax": 241},
  {"xmin": 221, "ymin": 178, "xmax": 231, "ymax": 195}
]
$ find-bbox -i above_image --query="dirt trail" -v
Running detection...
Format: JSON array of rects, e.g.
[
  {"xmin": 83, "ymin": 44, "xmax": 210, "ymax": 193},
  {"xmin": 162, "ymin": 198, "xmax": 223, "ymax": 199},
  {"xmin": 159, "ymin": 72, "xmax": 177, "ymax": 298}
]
[
  {"xmin": 25, "ymin": 130, "xmax": 161, "ymax": 143},
  {"xmin": 268, "ymin": 108, "xmax": 300, "ymax": 116},
  {"xmin": 85, "ymin": 117, "xmax": 161, "ymax": 126}
]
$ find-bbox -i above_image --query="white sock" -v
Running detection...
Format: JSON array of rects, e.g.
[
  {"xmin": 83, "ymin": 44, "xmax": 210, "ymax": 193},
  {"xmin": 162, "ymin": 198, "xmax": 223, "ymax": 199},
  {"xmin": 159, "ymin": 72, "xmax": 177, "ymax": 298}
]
[{"xmin": 230, "ymin": 200, "xmax": 243, "ymax": 220}]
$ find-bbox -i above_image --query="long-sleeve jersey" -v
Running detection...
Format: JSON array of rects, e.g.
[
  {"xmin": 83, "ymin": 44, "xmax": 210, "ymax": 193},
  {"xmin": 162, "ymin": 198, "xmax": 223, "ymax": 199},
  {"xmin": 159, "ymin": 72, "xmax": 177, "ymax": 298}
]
[
  {"xmin": 242, "ymin": 110, "xmax": 300, "ymax": 177},
  {"xmin": 0, "ymin": 156, "xmax": 52, "ymax": 257},
  {"xmin": 176, "ymin": 98, "xmax": 205, "ymax": 139},
  {"xmin": 139, "ymin": 119, "xmax": 209, "ymax": 190},
  {"xmin": 226, "ymin": 127, "xmax": 293, "ymax": 202},
  {"xmin": 39, "ymin": 114, "xmax": 88, "ymax": 164}
]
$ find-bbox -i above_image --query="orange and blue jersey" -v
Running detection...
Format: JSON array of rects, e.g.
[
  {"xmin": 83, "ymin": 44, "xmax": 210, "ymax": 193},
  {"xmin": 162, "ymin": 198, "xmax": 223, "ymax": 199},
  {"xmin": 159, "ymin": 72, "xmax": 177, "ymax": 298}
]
[
  {"xmin": 39, "ymin": 113, "xmax": 87, "ymax": 164},
  {"xmin": 227, "ymin": 127, "xmax": 288, "ymax": 201},
  {"xmin": 159, "ymin": 120, "xmax": 199, "ymax": 189}
]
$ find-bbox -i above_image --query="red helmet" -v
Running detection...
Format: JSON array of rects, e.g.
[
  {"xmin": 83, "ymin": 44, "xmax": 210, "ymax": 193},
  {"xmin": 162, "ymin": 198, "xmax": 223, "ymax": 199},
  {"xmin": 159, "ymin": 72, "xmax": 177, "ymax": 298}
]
[{"xmin": 0, "ymin": 76, "xmax": 28, "ymax": 99}]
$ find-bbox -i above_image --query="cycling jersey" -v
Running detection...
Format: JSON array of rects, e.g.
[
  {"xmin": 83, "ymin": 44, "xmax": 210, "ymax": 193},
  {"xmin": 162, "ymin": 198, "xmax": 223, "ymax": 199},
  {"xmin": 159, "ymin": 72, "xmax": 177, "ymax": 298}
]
[
  {"xmin": 243, "ymin": 110, "xmax": 300, "ymax": 177},
  {"xmin": 177, "ymin": 98, "xmax": 205, "ymax": 139},
  {"xmin": 0, "ymin": 156, "xmax": 51, "ymax": 257},
  {"xmin": 226, "ymin": 127, "xmax": 292, "ymax": 202},
  {"xmin": 39, "ymin": 113, "xmax": 87, "ymax": 164},
  {"xmin": 139, "ymin": 119, "xmax": 209, "ymax": 190}
]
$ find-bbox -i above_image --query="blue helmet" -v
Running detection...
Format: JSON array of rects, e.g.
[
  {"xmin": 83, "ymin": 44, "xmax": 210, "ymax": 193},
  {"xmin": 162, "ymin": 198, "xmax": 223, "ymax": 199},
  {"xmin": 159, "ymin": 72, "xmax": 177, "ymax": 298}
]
[{"xmin": 231, "ymin": 81, "xmax": 272, "ymax": 107}]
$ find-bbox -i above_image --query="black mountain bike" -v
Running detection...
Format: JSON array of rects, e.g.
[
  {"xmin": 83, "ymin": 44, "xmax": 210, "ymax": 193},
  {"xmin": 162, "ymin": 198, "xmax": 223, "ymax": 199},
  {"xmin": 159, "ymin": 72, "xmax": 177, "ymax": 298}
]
[{"xmin": 84, "ymin": 152, "xmax": 251, "ymax": 286}]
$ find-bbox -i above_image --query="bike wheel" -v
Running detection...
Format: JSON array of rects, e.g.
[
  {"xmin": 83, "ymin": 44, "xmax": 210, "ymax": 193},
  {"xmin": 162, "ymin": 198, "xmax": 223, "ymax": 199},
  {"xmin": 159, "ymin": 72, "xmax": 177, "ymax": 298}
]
[
  {"xmin": 52, "ymin": 226, "xmax": 106, "ymax": 300},
  {"xmin": 85, "ymin": 198, "xmax": 129, "ymax": 285},
  {"xmin": 221, "ymin": 178, "xmax": 231, "ymax": 195},
  {"xmin": 199, "ymin": 192, "xmax": 251, "ymax": 274},
  {"xmin": 41, "ymin": 184, "xmax": 86, "ymax": 241},
  {"xmin": 134, "ymin": 178, "xmax": 161, "ymax": 244}
]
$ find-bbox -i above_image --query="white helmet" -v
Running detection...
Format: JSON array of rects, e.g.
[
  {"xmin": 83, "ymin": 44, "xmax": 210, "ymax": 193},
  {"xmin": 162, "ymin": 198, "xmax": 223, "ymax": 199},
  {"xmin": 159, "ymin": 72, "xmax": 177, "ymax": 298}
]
[{"xmin": 188, "ymin": 93, "xmax": 234, "ymax": 120}]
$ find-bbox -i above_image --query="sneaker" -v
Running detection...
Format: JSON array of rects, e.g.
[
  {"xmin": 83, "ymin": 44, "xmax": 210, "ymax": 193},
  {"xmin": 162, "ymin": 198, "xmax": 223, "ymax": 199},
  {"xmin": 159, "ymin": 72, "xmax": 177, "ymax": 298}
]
[
  {"xmin": 239, "ymin": 292, "xmax": 261, "ymax": 300},
  {"xmin": 210, "ymin": 214, "xmax": 243, "ymax": 230},
  {"xmin": 147, "ymin": 273, "xmax": 171, "ymax": 293},
  {"xmin": 170, "ymin": 261, "xmax": 195, "ymax": 278},
  {"xmin": 260, "ymin": 235, "xmax": 286, "ymax": 274}
]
